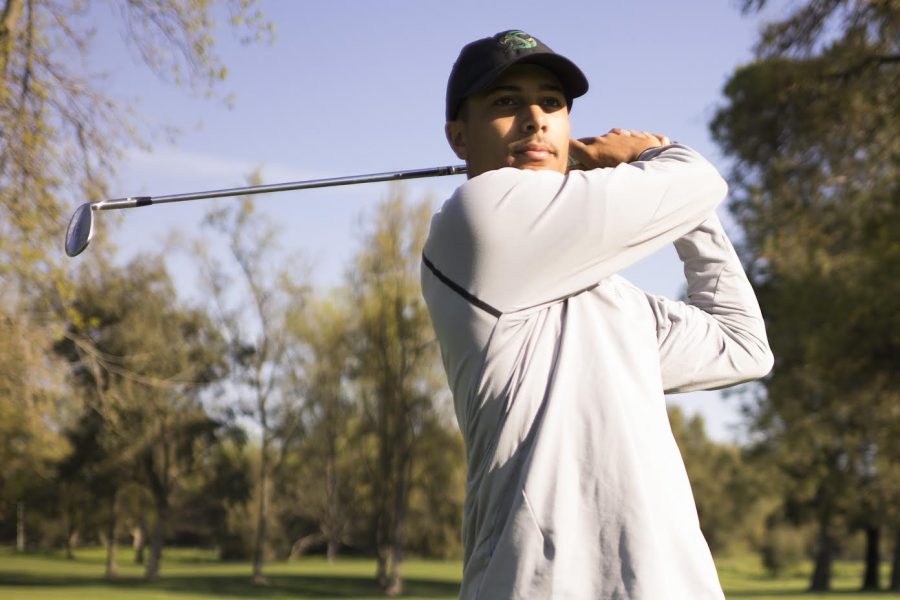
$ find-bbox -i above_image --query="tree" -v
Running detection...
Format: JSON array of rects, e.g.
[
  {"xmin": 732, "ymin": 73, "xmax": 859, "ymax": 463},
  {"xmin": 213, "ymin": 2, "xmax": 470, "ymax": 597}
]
[
  {"xmin": 667, "ymin": 406, "xmax": 775, "ymax": 556},
  {"xmin": 56, "ymin": 404, "xmax": 129, "ymax": 577},
  {"xmin": 55, "ymin": 256, "xmax": 227, "ymax": 580},
  {"xmin": 0, "ymin": 0, "xmax": 268, "ymax": 555},
  {"xmin": 713, "ymin": 0, "xmax": 899, "ymax": 591},
  {"xmin": 403, "ymin": 412, "xmax": 465, "ymax": 560},
  {"xmin": 1, "ymin": 0, "xmax": 269, "ymax": 273},
  {"xmin": 198, "ymin": 196, "xmax": 310, "ymax": 583},
  {"xmin": 281, "ymin": 294, "xmax": 356, "ymax": 562},
  {"xmin": 347, "ymin": 187, "xmax": 446, "ymax": 596},
  {"xmin": 0, "ymin": 309, "xmax": 69, "ymax": 549}
]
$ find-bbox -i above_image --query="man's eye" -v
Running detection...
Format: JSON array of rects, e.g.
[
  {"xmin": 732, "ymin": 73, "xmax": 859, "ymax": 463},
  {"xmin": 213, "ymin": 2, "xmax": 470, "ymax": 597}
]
[
  {"xmin": 541, "ymin": 97, "xmax": 563, "ymax": 108},
  {"xmin": 493, "ymin": 96, "xmax": 516, "ymax": 106}
]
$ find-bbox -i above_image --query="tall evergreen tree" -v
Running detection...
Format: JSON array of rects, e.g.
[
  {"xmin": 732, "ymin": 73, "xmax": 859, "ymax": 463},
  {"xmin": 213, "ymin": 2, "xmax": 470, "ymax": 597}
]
[{"xmin": 712, "ymin": 0, "xmax": 899, "ymax": 591}]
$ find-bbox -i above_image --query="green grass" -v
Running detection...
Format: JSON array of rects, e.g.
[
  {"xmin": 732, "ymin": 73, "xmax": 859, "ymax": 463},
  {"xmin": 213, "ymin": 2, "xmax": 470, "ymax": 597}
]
[
  {"xmin": 0, "ymin": 546, "xmax": 459, "ymax": 599},
  {"xmin": 0, "ymin": 546, "xmax": 898, "ymax": 599},
  {"xmin": 717, "ymin": 553, "xmax": 900, "ymax": 599}
]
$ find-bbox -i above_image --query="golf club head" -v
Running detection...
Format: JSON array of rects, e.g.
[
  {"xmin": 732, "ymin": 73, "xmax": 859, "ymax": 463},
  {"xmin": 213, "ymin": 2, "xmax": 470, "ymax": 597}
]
[{"xmin": 65, "ymin": 203, "xmax": 94, "ymax": 257}]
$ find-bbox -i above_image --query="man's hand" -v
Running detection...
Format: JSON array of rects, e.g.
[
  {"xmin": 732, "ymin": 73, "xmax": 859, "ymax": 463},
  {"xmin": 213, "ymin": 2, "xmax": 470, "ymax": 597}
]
[{"xmin": 568, "ymin": 128, "xmax": 671, "ymax": 171}]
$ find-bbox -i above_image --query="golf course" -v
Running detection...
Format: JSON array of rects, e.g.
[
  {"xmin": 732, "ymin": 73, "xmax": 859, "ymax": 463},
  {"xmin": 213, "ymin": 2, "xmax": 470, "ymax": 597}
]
[{"xmin": 2, "ymin": 0, "xmax": 898, "ymax": 598}]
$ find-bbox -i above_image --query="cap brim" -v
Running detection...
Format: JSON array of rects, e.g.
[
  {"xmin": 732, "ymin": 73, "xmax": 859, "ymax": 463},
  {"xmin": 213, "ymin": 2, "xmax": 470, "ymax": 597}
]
[{"xmin": 464, "ymin": 53, "xmax": 589, "ymax": 106}]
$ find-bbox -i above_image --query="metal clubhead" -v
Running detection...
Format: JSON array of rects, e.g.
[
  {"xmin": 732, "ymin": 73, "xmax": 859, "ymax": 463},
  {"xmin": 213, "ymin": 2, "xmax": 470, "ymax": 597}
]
[{"xmin": 65, "ymin": 203, "xmax": 95, "ymax": 257}]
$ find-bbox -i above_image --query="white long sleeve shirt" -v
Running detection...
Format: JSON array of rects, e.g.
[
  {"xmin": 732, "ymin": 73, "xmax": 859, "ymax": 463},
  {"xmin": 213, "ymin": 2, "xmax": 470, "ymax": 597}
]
[{"xmin": 420, "ymin": 145, "xmax": 773, "ymax": 599}]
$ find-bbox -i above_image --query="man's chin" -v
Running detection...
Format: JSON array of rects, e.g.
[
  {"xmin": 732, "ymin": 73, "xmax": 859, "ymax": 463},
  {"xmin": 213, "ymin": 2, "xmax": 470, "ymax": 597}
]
[{"xmin": 517, "ymin": 161, "xmax": 565, "ymax": 173}]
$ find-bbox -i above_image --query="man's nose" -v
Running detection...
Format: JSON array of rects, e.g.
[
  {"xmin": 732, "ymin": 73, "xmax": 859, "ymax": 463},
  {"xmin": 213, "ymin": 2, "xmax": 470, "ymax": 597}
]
[{"xmin": 520, "ymin": 103, "xmax": 546, "ymax": 133}]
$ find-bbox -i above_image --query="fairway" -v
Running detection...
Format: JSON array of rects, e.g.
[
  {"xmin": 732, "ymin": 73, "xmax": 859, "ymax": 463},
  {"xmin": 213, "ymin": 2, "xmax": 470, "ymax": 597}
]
[{"xmin": 1, "ymin": 547, "xmax": 898, "ymax": 599}]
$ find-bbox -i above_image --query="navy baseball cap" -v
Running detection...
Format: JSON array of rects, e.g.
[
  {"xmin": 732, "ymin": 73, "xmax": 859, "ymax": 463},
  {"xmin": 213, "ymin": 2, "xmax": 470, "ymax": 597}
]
[{"xmin": 446, "ymin": 30, "xmax": 589, "ymax": 121}]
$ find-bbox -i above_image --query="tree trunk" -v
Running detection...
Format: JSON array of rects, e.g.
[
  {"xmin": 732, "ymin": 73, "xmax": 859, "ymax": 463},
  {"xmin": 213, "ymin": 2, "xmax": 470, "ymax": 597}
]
[
  {"xmin": 16, "ymin": 501, "xmax": 25, "ymax": 551},
  {"xmin": 809, "ymin": 519, "xmax": 834, "ymax": 592},
  {"xmin": 890, "ymin": 528, "xmax": 900, "ymax": 592},
  {"xmin": 326, "ymin": 537, "xmax": 339, "ymax": 563},
  {"xmin": 144, "ymin": 501, "xmax": 166, "ymax": 581},
  {"xmin": 104, "ymin": 493, "xmax": 119, "ymax": 580},
  {"xmin": 374, "ymin": 385, "xmax": 392, "ymax": 591},
  {"xmin": 376, "ymin": 410, "xmax": 413, "ymax": 597},
  {"xmin": 133, "ymin": 516, "xmax": 146, "ymax": 564},
  {"xmin": 252, "ymin": 434, "xmax": 269, "ymax": 585},
  {"xmin": 375, "ymin": 540, "xmax": 388, "ymax": 589},
  {"xmin": 288, "ymin": 532, "xmax": 325, "ymax": 559},
  {"xmin": 66, "ymin": 529, "xmax": 79, "ymax": 560},
  {"xmin": 374, "ymin": 515, "xmax": 387, "ymax": 585},
  {"xmin": 384, "ymin": 447, "xmax": 411, "ymax": 597},
  {"xmin": 384, "ymin": 545, "xmax": 403, "ymax": 597},
  {"xmin": 324, "ymin": 437, "xmax": 341, "ymax": 563},
  {"xmin": 63, "ymin": 501, "xmax": 78, "ymax": 559},
  {"xmin": 862, "ymin": 526, "xmax": 880, "ymax": 590}
]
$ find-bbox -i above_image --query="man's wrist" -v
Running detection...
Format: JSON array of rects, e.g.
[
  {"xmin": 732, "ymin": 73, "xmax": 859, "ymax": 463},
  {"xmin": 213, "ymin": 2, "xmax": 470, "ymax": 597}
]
[{"xmin": 634, "ymin": 143, "xmax": 676, "ymax": 163}]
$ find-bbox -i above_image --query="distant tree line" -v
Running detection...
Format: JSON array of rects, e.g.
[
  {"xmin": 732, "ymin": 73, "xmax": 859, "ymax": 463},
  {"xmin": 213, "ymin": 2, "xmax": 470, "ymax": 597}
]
[{"xmin": 8, "ymin": 185, "xmax": 465, "ymax": 597}]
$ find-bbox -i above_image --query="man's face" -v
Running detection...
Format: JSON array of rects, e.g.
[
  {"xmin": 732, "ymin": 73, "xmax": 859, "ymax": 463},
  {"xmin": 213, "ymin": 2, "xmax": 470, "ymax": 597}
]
[{"xmin": 446, "ymin": 64, "xmax": 571, "ymax": 178}]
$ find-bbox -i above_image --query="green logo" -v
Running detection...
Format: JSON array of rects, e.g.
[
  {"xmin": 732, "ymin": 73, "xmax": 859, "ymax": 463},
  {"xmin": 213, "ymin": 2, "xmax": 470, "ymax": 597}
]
[{"xmin": 498, "ymin": 30, "xmax": 537, "ymax": 53}]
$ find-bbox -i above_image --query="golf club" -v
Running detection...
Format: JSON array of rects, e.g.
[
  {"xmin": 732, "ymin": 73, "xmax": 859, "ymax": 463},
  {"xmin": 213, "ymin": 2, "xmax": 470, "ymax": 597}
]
[{"xmin": 65, "ymin": 164, "xmax": 467, "ymax": 257}]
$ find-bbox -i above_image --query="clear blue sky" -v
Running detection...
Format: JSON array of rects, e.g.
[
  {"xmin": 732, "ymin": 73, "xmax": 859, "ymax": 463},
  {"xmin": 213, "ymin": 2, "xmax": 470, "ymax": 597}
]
[{"xmin": 83, "ymin": 0, "xmax": 785, "ymax": 441}]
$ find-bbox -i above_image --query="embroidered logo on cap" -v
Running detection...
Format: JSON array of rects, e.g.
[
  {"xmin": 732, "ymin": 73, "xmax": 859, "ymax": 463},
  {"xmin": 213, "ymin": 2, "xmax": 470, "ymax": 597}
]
[{"xmin": 498, "ymin": 30, "xmax": 537, "ymax": 54}]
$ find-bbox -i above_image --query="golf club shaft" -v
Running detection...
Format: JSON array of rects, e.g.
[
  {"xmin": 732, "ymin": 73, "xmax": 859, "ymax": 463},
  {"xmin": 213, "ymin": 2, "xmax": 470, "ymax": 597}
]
[{"xmin": 95, "ymin": 164, "xmax": 468, "ymax": 210}]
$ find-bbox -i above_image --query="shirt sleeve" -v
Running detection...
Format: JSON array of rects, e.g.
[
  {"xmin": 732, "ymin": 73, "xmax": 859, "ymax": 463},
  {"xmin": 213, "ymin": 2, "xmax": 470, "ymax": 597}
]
[
  {"xmin": 647, "ymin": 214, "xmax": 774, "ymax": 392},
  {"xmin": 424, "ymin": 144, "xmax": 728, "ymax": 314}
]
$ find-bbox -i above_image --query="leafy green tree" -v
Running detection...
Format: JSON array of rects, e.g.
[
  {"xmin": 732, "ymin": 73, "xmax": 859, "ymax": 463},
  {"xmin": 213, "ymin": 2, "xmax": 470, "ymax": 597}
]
[
  {"xmin": 1, "ymin": 0, "xmax": 269, "ymax": 278},
  {"xmin": 55, "ymin": 256, "xmax": 227, "ymax": 580},
  {"xmin": 277, "ymin": 303, "xmax": 466, "ymax": 565},
  {"xmin": 196, "ymin": 436, "xmax": 254, "ymax": 558},
  {"xmin": 667, "ymin": 406, "xmax": 775, "ymax": 556},
  {"xmin": 281, "ymin": 294, "xmax": 356, "ymax": 562},
  {"xmin": 0, "ymin": 311, "xmax": 69, "ymax": 548},
  {"xmin": 347, "ymin": 187, "xmax": 447, "ymax": 595},
  {"xmin": 198, "ymin": 196, "xmax": 310, "ymax": 583},
  {"xmin": 713, "ymin": 0, "xmax": 899, "ymax": 591},
  {"xmin": 404, "ymin": 412, "xmax": 465, "ymax": 560},
  {"xmin": 56, "ymin": 405, "xmax": 129, "ymax": 577},
  {"xmin": 0, "ymin": 0, "xmax": 268, "ymax": 555}
]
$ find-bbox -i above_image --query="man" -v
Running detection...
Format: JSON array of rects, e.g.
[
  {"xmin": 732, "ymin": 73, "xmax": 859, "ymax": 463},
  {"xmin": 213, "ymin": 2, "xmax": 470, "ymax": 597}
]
[{"xmin": 420, "ymin": 30, "xmax": 773, "ymax": 599}]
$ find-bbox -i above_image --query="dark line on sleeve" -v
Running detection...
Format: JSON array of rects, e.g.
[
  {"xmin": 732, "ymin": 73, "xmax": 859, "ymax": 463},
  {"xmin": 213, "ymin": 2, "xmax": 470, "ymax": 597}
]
[{"xmin": 422, "ymin": 253, "xmax": 502, "ymax": 318}]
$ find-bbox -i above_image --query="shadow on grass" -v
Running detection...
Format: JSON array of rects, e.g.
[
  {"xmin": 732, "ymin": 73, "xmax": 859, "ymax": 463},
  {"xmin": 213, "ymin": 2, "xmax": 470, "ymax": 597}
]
[
  {"xmin": 0, "ymin": 571, "xmax": 459, "ymax": 598},
  {"xmin": 727, "ymin": 591, "xmax": 900, "ymax": 597}
]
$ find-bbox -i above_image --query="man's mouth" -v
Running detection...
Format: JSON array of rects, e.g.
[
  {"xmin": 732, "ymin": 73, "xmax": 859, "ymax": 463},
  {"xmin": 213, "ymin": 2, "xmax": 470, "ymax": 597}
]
[{"xmin": 513, "ymin": 142, "xmax": 556, "ymax": 162}]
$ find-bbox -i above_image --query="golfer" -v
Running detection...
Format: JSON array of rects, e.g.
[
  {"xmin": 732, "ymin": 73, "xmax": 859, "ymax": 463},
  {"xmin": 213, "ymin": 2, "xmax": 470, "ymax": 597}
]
[{"xmin": 421, "ymin": 30, "xmax": 773, "ymax": 599}]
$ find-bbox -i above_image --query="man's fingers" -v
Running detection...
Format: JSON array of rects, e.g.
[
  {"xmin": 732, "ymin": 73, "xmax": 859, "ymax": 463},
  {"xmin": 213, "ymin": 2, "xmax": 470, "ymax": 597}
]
[
  {"xmin": 570, "ymin": 138, "xmax": 588, "ymax": 151},
  {"xmin": 568, "ymin": 138, "xmax": 589, "ymax": 170},
  {"xmin": 569, "ymin": 138, "xmax": 589, "ymax": 158},
  {"xmin": 605, "ymin": 129, "xmax": 670, "ymax": 145},
  {"xmin": 571, "ymin": 130, "xmax": 671, "ymax": 169}
]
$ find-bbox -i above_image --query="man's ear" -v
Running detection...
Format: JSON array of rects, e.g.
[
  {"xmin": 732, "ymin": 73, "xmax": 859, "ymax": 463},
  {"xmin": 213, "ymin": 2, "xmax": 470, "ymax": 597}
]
[{"xmin": 445, "ymin": 121, "xmax": 467, "ymax": 160}]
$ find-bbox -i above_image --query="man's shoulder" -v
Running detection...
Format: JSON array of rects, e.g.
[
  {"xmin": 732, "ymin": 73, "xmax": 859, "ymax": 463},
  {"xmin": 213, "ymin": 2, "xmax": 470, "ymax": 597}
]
[
  {"xmin": 435, "ymin": 167, "xmax": 574, "ymax": 220},
  {"xmin": 451, "ymin": 167, "xmax": 564, "ymax": 196}
]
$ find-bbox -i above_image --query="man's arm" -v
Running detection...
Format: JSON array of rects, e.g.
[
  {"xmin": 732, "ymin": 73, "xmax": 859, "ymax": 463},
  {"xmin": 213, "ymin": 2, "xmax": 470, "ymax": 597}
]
[
  {"xmin": 425, "ymin": 138, "xmax": 727, "ymax": 314},
  {"xmin": 568, "ymin": 128, "xmax": 670, "ymax": 169},
  {"xmin": 648, "ymin": 214, "xmax": 774, "ymax": 392}
]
